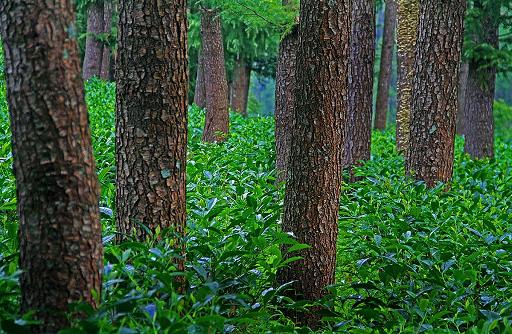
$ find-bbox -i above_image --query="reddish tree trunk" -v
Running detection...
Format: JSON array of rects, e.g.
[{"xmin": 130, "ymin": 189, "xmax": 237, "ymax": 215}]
[
  {"xmin": 456, "ymin": 62, "xmax": 469, "ymax": 135},
  {"xmin": 194, "ymin": 49, "xmax": 206, "ymax": 108},
  {"xmin": 99, "ymin": 0, "xmax": 112, "ymax": 80},
  {"xmin": 0, "ymin": 0, "xmax": 102, "ymax": 332},
  {"xmin": 83, "ymin": 2, "xmax": 104, "ymax": 80},
  {"xmin": 374, "ymin": 0, "xmax": 397, "ymax": 130},
  {"xmin": 406, "ymin": 0, "xmax": 466, "ymax": 187},
  {"xmin": 277, "ymin": 0, "xmax": 350, "ymax": 327},
  {"xmin": 201, "ymin": 8, "xmax": 229, "ymax": 142},
  {"xmin": 230, "ymin": 56, "xmax": 251, "ymax": 116},
  {"xmin": 343, "ymin": 0, "xmax": 376, "ymax": 177}
]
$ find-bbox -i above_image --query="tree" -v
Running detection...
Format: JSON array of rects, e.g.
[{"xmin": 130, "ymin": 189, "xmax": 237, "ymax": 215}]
[
  {"xmin": 201, "ymin": 8, "xmax": 230, "ymax": 142},
  {"xmin": 230, "ymin": 54, "xmax": 251, "ymax": 116},
  {"xmin": 396, "ymin": 0, "xmax": 419, "ymax": 152},
  {"xmin": 457, "ymin": 62, "xmax": 469, "ymax": 135},
  {"xmin": 275, "ymin": 1, "xmax": 299, "ymax": 184},
  {"xmin": 0, "ymin": 0, "xmax": 102, "ymax": 331},
  {"xmin": 82, "ymin": 0, "xmax": 112, "ymax": 80},
  {"xmin": 116, "ymin": 0, "xmax": 188, "ymax": 262},
  {"xmin": 343, "ymin": 0, "xmax": 376, "ymax": 177},
  {"xmin": 277, "ymin": 0, "xmax": 350, "ymax": 327},
  {"xmin": 406, "ymin": 0, "xmax": 466, "ymax": 187},
  {"xmin": 463, "ymin": 0, "xmax": 500, "ymax": 159},
  {"xmin": 374, "ymin": 0, "xmax": 397, "ymax": 130},
  {"xmin": 194, "ymin": 49, "xmax": 206, "ymax": 108}
]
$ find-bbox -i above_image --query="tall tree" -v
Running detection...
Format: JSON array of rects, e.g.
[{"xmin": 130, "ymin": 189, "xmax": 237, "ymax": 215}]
[
  {"xmin": 194, "ymin": 49, "xmax": 206, "ymax": 108},
  {"xmin": 275, "ymin": 1, "xmax": 299, "ymax": 184},
  {"xmin": 99, "ymin": 0, "xmax": 113, "ymax": 80},
  {"xmin": 82, "ymin": 0, "xmax": 111, "ymax": 80},
  {"xmin": 396, "ymin": 0, "xmax": 419, "ymax": 152},
  {"xmin": 201, "ymin": 8, "xmax": 229, "ymax": 142},
  {"xmin": 457, "ymin": 62, "xmax": 469, "ymax": 135},
  {"xmin": 343, "ymin": 0, "xmax": 376, "ymax": 178},
  {"xmin": 277, "ymin": 0, "xmax": 350, "ymax": 327},
  {"xmin": 0, "ymin": 0, "xmax": 102, "ymax": 332},
  {"xmin": 463, "ymin": 0, "xmax": 500, "ymax": 159},
  {"xmin": 230, "ymin": 55, "xmax": 251, "ymax": 116},
  {"xmin": 406, "ymin": 0, "xmax": 466, "ymax": 187},
  {"xmin": 116, "ymin": 0, "xmax": 188, "ymax": 256},
  {"xmin": 374, "ymin": 0, "xmax": 397, "ymax": 130}
]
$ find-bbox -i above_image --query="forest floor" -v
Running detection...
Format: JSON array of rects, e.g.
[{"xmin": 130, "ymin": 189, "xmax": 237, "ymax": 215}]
[{"xmin": 1, "ymin": 79, "xmax": 512, "ymax": 333}]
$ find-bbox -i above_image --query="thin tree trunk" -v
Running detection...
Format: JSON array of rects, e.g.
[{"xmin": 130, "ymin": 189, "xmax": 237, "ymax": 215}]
[
  {"xmin": 0, "ymin": 1, "xmax": 102, "ymax": 332},
  {"xmin": 99, "ymin": 0, "xmax": 112, "ymax": 80},
  {"xmin": 275, "ymin": 24, "xmax": 299, "ymax": 184},
  {"xmin": 230, "ymin": 56, "xmax": 251, "ymax": 116},
  {"xmin": 343, "ymin": 0, "xmax": 376, "ymax": 178},
  {"xmin": 201, "ymin": 8, "xmax": 229, "ymax": 142},
  {"xmin": 374, "ymin": 0, "xmax": 397, "ymax": 130},
  {"xmin": 456, "ymin": 62, "xmax": 469, "ymax": 135},
  {"xmin": 396, "ymin": 0, "xmax": 419, "ymax": 152},
  {"xmin": 406, "ymin": 0, "xmax": 466, "ymax": 187},
  {"xmin": 83, "ymin": 2, "xmax": 104, "ymax": 80},
  {"xmin": 277, "ymin": 0, "xmax": 350, "ymax": 328},
  {"xmin": 194, "ymin": 48, "xmax": 206, "ymax": 108},
  {"xmin": 116, "ymin": 0, "xmax": 188, "ymax": 265}
]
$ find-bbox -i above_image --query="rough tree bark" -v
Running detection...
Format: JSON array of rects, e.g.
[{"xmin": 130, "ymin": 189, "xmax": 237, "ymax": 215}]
[
  {"xmin": 83, "ymin": 2, "xmax": 104, "ymax": 80},
  {"xmin": 374, "ymin": 0, "xmax": 397, "ymax": 130},
  {"xmin": 116, "ymin": 0, "xmax": 188, "ymax": 255},
  {"xmin": 396, "ymin": 0, "xmax": 419, "ymax": 152},
  {"xmin": 456, "ymin": 62, "xmax": 469, "ymax": 135},
  {"xmin": 275, "ymin": 0, "xmax": 299, "ymax": 184},
  {"xmin": 194, "ymin": 48, "xmax": 206, "ymax": 108},
  {"xmin": 277, "ymin": 0, "xmax": 350, "ymax": 327},
  {"xmin": 0, "ymin": 1, "xmax": 102, "ymax": 332},
  {"xmin": 201, "ymin": 8, "xmax": 229, "ymax": 142},
  {"xmin": 406, "ymin": 0, "xmax": 466, "ymax": 187},
  {"xmin": 230, "ymin": 55, "xmax": 251, "ymax": 116},
  {"xmin": 99, "ymin": 0, "xmax": 112, "ymax": 80},
  {"xmin": 343, "ymin": 0, "xmax": 376, "ymax": 177},
  {"xmin": 463, "ymin": 1, "xmax": 499, "ymax": 159}
]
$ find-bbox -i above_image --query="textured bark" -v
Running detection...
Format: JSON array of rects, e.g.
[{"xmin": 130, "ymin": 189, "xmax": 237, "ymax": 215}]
[
  {"xmin": 374, "ymin": 0, "xmax": 397, "ymax": 130},
  {"xmin": 83, "ymin": 2, "xmax": 104, "ymax": 80},
  {"xmin": 0, "ymin": 1, "xmax": 102, "ymax": 332},
  {"xmin": 343, "ymin": 0, "xmax": 376, "ymax": 177},
  {"xmin": 456, "ymin": 62, "xmax": 469, "ymax": 135},
  {"xmin": 406, "ymin": 0, "xmax": 466, "ymax": 187},
  {"xmin": 99, "ymin": 0, "xmax": 112, "ymax": 80},
  {"xmin": 396, "ymin": 0, "xmax": 419, "ymax": 152},
  {"xmin": 194, "ymin": 48, "xmax": 206, "ymax": 108},
  {"xmin": 277, "ymin": 0, "xmax": 350, "ymax": 327},
  {"xmin": 463, "ymin": 1, "xmax": 498, "ymax": 159},
  {"xmin": 230, "ymin": 56, "xmax": 251, "ymax": 116},
  {"xmin": 201, "ymin": 8, "xmax": 229, "ymax": 142},
  {"xmin": 274, "ymin": 25, "xmax": 299, "ymax": 184},
  {"xmin": 116, "ymin": 0, "xmax": 188, "ymax": 256}
]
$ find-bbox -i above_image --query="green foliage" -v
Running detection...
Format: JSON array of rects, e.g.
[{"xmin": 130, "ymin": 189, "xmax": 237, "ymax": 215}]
[{"xmin": 1, "ymin": 82, "xmax": 512, "ymax": 333}]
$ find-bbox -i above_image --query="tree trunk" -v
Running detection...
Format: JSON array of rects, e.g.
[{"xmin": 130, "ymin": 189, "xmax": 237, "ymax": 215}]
[
  {"xmin": 116, "ymin": 0, "xmax": 188, "ymax": 261},
  {"xmin": 456, "ymin": 62, "xmax": 469, "ymax": 135},
  {"xmin": 230, "ymin": 56, "xmax": 251, "ymax": 116},
  {"xmin": 275, "ymin": 23, "xmax": 299, "ymax": 184},
  {"xmin": 99, "ymin": 0, "xmax": 112, "ymax": 80},
  {"xmin": 201, "ymin": 8, "xmax": 229, "ymax": 142},
  {"xmin": 343, "ymin": 0, "xmax": 376, "ymax": 178},
  {"xmin": 277, "ymin": 0, "xmax": 350, "ymax": 327},
  {"xmin": 0, "ymin": 1, "xmax": 102, "ymax": 332},
  {"xmin": 374, "ymin": 0, "xmax": 397, "ymax": 130},
  {"xmin": 406, "ymin": 0, "xmax": 466, "ymax": 187},
  {"xmin": 83, "ymin": 2, "xmax": 104, "ymax": 80},
  {"xmin": 396, "ymin": 0, "xmax": 419, "ymax": 152},
  {"xmin": 194, "ymin": 48, "xmax": 206, "ymax": 108}
]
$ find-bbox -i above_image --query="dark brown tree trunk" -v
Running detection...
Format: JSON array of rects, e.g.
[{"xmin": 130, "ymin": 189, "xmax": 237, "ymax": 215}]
[
  {"xmin": 230, "ymin": 56, "xmax": 251, "ymax": 116},
  {"xmin": 194, "ymin": 48, "xmax": 206, "ymax": 108},
  {"xmin": 374, "ymin": 0, "xmax": 397, "ymax": 130},
  {"xmin": 463, "ymin": 2, "xmax": 498, "ymax": 159},
  {"xmin": 116, "ymin": 0, "xmax": 188, "ymax": 261},
  {"xmin": 83, "ymin": 2, "xmax": 104, "ymax": 80},
  {"xmin": 396, "ymin": 0, "xmax": 419, "ymax": 152},
  {"xmin": 343, "ymin": 0, "xmax": 376, "ymax": 178},
  {"xmin": 456, "ymin": 62, "xmax": 469, "ymax": 135},
  {"xmin": 99, "ymin": 0, "xmax": 112, "ymax": 80},
  {"xmin": 201, "ymin": 8, "xmax": 229, "ymax": 142},
  {"xmin": 0, "ymin": 1, "xmax": 102, "ymax": 332},
  {"xmin": 406, "ymin": 0, "xmax": 466, "ymax": 187},
  {"xmin": 274, "ymin": 22, "xmax": 299, "ymax": 184},
  {"xmin": 277, "ymin": 0, "xmax": 350, "ymax": 328}
]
